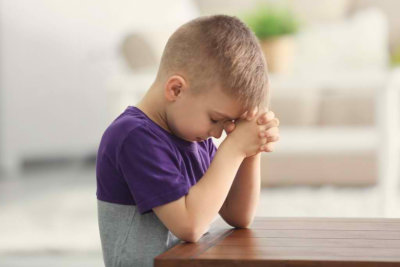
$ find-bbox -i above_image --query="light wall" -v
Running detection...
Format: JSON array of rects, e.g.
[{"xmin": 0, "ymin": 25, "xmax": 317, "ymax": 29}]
[{"xmin": 0, "ymin": 0, "xmax": 198, "ymax": 174}]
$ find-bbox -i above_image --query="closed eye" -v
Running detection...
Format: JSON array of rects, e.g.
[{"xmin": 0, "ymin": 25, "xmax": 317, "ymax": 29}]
[{"xmin": 210, "ymin": 118, "xmax": 218, "ymax": 124}]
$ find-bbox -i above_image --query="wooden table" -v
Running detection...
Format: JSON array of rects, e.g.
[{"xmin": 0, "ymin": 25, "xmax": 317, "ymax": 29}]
[{"xmin": 155, "ymin": 217, "xmax": 400, "ymax": 266}]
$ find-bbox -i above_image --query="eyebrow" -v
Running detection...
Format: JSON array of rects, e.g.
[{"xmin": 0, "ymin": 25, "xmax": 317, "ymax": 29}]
[{"xmin": 213, "ymin": 111, "xmax": 237, "ymax": 121}]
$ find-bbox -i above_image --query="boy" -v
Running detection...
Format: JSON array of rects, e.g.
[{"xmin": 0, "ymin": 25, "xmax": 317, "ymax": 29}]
[{"xmin": 96, "ymin": 15, "xmax": 280, "ymax": 267}]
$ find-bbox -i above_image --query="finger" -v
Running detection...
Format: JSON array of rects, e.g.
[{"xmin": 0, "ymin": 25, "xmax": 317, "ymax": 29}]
[
  {"xmin": 247, "ymin": 106, "xmax": 258, "ymax": 120},
  {"xmin": 224, "ymin": 121, "xmax": 236, "ymax": 134},
  {"xmin": 227, "ymin": 121, "xmax": 235, "ymax": 133},
  {"xmin": 259, "ymin": 130, "xmax": 275, "ymax": 140},
  {"xmin": 258, "ymin": 106, "xmax": 268, "ymax": 113},
  {"xmin": 259, "ymin": 145, "xmax": 267, "ymax": 152},
  {"xmin": 266, "ymin": 111, "xmax": 275, "ymax": 121},
  {"xmin": 262, "ymin": 137, "xmax": 268, "ymax": 145},
  {"xmin": 257, "ymin": 112, "xmax": 269, "ymax": 125},
  {"xmin": 258, "ymin": 136, "xmax": 267, "ymax": 145},
  {"xmin": 264, "ymin": 127, "xmax": 279, "ymax": 138},
  {"xmin": 267, "ymin": 135, "xmax": 280, "ymax": 142},
  {"xmin": 257, "ymin": 111, "xmax": 276, "ymax": 125},
  {"xmin": 261, "ymin": 142, "xmax": 275, "ymax": 152},
  {"xmin": 262, "ymin": 119, "xmax": 280, "ymax": 130},
  {"xmin": 265, "ymin": 142, "xmax": 275, "ymax": 152}
]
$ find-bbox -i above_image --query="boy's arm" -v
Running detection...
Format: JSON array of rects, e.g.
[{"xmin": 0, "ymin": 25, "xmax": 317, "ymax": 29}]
[
  {"xmin": 184, "ymin": 138, "xmax": 246, "ymax": 240},
  {"xmin": 218, "ymin": 109, "xmax": 278, "ymax": 228},
  {"xmin": 154, "ymin": 112, "xmax": 276, "ymax": 242},
  {"xmin": 219, "ymin": 153, "xmax": 260, "ymax": 228},
  {"xmin": 153, "ymin": 140, "xmax": 245, "ymax": 243}
]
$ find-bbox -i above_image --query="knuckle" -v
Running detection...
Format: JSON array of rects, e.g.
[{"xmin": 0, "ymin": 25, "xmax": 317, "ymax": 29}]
[{"xmin": 267, "ymin": 143, "xmax": 275, "ymax": 151}]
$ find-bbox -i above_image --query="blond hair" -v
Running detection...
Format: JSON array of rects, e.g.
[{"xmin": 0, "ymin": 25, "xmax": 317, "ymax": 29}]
[{"xmin": 157, "ymin": 15, "xmax": 269, "ymax": 110}]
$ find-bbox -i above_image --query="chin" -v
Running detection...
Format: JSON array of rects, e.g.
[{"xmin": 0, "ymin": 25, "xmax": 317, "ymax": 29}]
[
  {"xmin": 173, "ymin": 129, "xmax": 199, "ymax": 142},
  {"xmin": 174, "ymin": 131, "xmax": 196, "ymax": 142},
  {"xmin": 181, "ymin": 136, "xmax": 195, "ymax": 142},
  {"xmin": 182, "ymin": 135, "xmax": 200, "ymax": 142}
]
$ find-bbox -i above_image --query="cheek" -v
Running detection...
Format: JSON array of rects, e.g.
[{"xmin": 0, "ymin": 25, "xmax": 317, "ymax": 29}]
[
  {"xmin": 184, "ymin": 118, "xmax": 207, "ymax": 135},
  {"xmin": 168, "ymin": 113, "xmax": 205, "ymax": 140},
  {"xmin": 184, "ymin": 116, "xmax": 210, "ymax": 138},
  {"xmin": 166, "ymin": 112, "xmax": 185, "ymax": 136}
]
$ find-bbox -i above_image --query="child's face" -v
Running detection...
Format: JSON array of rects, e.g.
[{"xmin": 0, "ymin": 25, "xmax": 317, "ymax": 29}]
[{"xmin": 166, "ymin": 85, "xmax": 245, "ymax": 142}]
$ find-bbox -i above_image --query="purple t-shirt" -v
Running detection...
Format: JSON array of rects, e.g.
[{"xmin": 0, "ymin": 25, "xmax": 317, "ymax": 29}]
[{"xmin": 96, "ymin": 106, "xmax": 217, "ymax": 214}]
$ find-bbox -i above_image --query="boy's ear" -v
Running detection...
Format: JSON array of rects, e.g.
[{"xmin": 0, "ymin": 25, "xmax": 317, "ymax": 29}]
[{"xmin": 164, "ymin": 75, "xmax": 187, "ymax": 102}]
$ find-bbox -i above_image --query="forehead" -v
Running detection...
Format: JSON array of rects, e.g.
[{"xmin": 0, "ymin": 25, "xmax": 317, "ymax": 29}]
[{"xmin": 203, "ymin": 88, "xmax": 246, "ymax": 119}]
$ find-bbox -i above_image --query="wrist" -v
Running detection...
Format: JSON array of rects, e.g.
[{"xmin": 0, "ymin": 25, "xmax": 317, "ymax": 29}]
[
  {"xmin": 245, "ymin": 152, "xmax": 261, "ymax": 161},
  {"xmin": 220, "ymin": 137, "xmax": 246, "ymax": 160}
]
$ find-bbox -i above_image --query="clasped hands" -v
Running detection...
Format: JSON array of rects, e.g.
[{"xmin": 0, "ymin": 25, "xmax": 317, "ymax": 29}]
[{"xmin": 223, "ymin": 106, "xmax": 280, "ymax": 153}]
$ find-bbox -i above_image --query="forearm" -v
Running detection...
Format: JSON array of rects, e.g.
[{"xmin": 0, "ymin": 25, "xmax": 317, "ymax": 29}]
[
  {"xmin": 185, "ymin": 138, "xmax": 245, "ymax": 239},
  {"xmin": 223, "ymin": 153, "xmax": 261, "ymax": 227}
]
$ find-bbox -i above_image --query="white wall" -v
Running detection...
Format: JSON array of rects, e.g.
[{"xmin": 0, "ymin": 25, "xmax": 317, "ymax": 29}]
[{"xmin": 0, "ymin": 0, "xmax": 198, "ymax": 174}]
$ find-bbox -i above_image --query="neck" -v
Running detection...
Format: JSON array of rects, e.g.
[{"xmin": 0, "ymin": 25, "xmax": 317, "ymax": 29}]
[{"xmin": 136, "ymin": 82, "xmax": 172, "ymax": 134}]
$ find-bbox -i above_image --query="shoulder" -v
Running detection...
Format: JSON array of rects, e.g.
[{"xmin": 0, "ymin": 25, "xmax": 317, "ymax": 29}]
[
  {"xmin": 101, "ymin": 107, "xmax": 147, "ymax": 147},
  {"xmin": 99, "ymin": 107, "xmax": 178, "ymax": 162},
  {"xmin": 115, "ymin": 120, "xmax": 181, "ymax": 166},
  {"xmin": 120, "ymin": 122, "xmax": 175, "ymax": 152},
  {"xmin": 106, "ymin": 106, "xmax": 174, "ymax": 148}
]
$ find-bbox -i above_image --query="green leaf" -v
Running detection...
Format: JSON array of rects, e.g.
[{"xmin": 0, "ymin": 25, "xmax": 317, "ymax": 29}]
[{"xmin": 242, "ymin": 5, "xmax": 299, "ymax": 40}]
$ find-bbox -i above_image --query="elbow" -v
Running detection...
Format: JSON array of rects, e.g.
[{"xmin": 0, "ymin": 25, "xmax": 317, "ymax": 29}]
[
  {"xmin": 234, "ymin": 222, "xmax": 251, "ymax": 229},
  {"xmin": 181, "ymin": 216, "xmax": 211, "ymax": 243},
  {"xmin": 177, "ymin": 223, "xmax": 203, "ymax": 243},
  {"xmin": 186, "ymin": 227, "xmax": 209, "ymax": 243},
  {"xmin": 182, "ymin": 224, "xmax": 210, "ymax": 243},
  {"xmin": 185, "ymin": 233, "xmax": 201, "ymax": 243},
  {"xmin": 231, "ymin": 217, "xmax": 254, "ymax": 229},
  {"xmin": 180, "ymin": 229, "xmax": 201, "ymax": 243}
]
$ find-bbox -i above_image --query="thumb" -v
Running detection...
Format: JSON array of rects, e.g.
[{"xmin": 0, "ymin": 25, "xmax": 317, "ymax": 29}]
[{"xmin": 224, "ymin": 121, "xmax": 236, "ymax": 134}]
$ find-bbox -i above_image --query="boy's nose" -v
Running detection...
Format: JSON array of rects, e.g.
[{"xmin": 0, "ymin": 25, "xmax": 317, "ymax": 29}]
[{"xmin": 209, "ymin": 126, "xmax": 223, "ymax": 139}]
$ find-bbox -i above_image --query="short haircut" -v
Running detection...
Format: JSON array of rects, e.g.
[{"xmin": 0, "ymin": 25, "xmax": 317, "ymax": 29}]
[{"xmin": 157, "ymin": 15, "xmax": 269, "ymax": 110}]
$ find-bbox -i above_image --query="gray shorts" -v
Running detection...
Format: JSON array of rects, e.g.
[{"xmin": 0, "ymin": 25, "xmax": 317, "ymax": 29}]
[{"xmin": 97, "ymin": 200, "xmax": 182, "ymax": 267}]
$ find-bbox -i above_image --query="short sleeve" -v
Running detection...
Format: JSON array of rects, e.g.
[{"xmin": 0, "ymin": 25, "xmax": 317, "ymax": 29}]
[
  {"xmin": 117, "ymin": 125, "xmax": 189, "ymax": 214},
  {"xmin": 208, "ymin": 138, "xmax": 217, "ymax": 161}
]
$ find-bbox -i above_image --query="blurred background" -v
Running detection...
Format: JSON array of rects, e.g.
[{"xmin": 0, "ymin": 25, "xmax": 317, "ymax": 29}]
[{"xmin": 1, "ymin": 0, "xmax": 400, "ymax": 266}]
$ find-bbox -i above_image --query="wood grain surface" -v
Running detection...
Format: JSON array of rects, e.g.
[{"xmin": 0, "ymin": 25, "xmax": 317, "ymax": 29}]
[{"xmin": 155, "ymin": 217, "xmax": 400, "ymax": 267}]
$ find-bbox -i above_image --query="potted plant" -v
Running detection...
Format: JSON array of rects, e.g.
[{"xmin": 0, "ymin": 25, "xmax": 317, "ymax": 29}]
[
  {"xmin": 391, "ymin": 44, "xmax": 400, "ymax": 67},
  {"xmin": 244, "ymin": 6, "xmax": 299, "ymax": 74}
]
